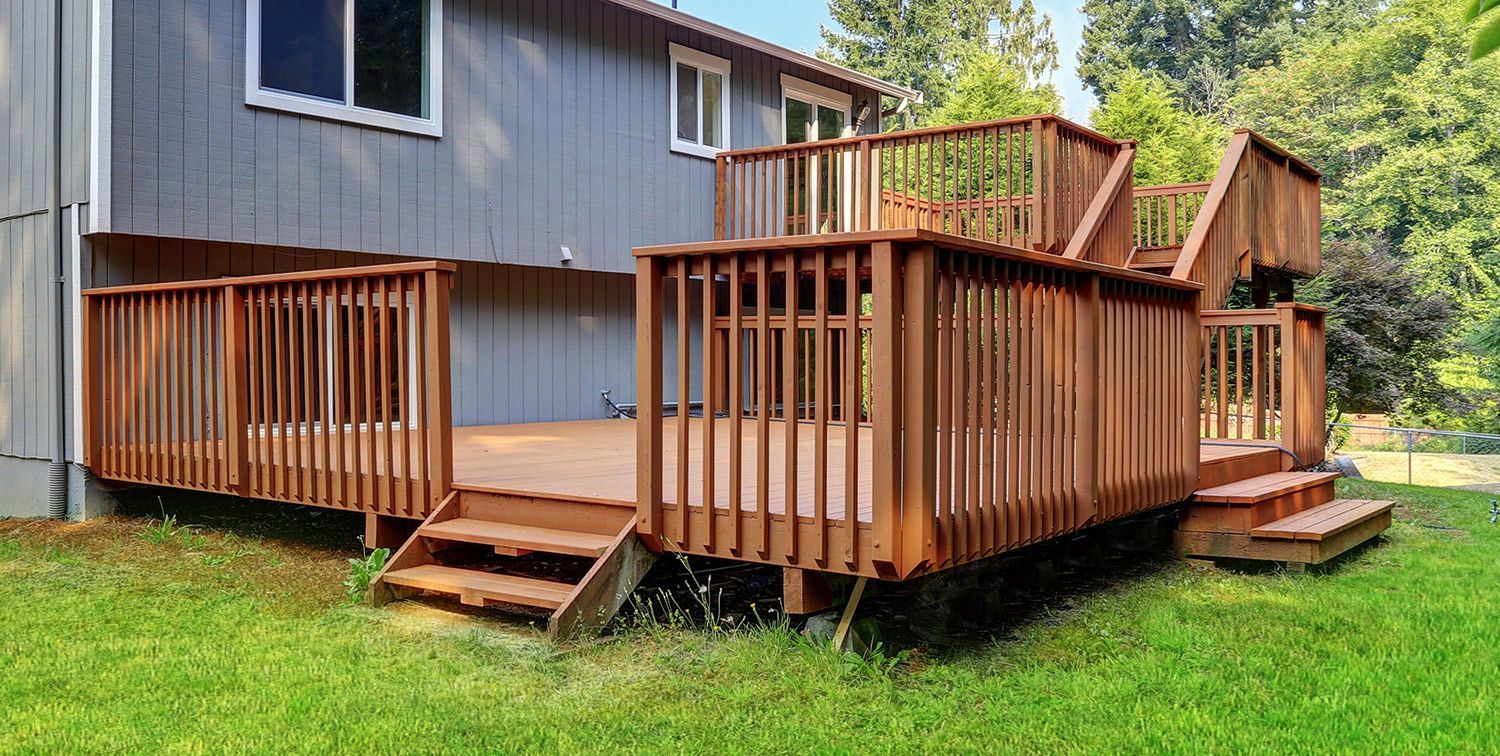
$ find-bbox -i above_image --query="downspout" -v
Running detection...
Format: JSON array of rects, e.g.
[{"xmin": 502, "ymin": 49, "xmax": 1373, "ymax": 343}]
[{"xmin": 47, "ymin": 0, "xmax": 69, "ymax": 519}]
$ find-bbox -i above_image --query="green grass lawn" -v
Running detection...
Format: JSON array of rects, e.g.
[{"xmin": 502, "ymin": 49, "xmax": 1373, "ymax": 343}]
[
  {"xmin": 1344, "ymin": 449, "xmax": 1500, "ymax": 492},
  {"xmin": 1, "ymin": 478, "xmax": 1497, "ymax": 752}
]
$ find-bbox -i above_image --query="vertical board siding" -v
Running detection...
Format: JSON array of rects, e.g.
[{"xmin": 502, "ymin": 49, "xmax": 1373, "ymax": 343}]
[
  {"xmin": 1, "ymin": 0, "xmax": 91, "ymax": 219},
  {"xmin": 87, "ymin": 233, "xmax": 693, "ymax": 427},
  {"xmin": 109, "ymin": 0, "xmax": 881, "ymax": 274},
  {"xmin": 0, "ymin": 213, "xmax": 60, "ymax": 459}
]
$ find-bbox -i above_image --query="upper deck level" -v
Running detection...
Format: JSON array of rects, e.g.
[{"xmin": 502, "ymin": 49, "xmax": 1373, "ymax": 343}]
[{"xmin": 711, "ymin": 115, "xmax": 1322, "ymax": 307}]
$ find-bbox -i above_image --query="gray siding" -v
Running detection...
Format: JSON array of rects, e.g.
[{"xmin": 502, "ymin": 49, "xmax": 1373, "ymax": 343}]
[
  {"xmin": 0, "ymin": 213, "xmax": 60, "ymax": 460},
  {"xmin": 1, "ymin": 0, "xmax": 90, "ymax": 218},
  {"xmin": 109, "ymin": 0, "xmax": 882, "ymax": 274},
  {"xmin": 87, "ymin": 234, "xmax": 700, "ymax": 426},
  {"xmin": 0, "ymin": 0, "xmax": 91, "ymax": 466}
]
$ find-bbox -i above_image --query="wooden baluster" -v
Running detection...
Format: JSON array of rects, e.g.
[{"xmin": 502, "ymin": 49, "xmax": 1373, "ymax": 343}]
[
  {"xmin": 728, "ymin": 253, "xmax": 744, "ymax": 555},
  {"xmin": 702, "ymin": 257, "xmax": 718, "ymax": 553},
  {"xmin": 755, "ymin": 252, "xmax": 771, "ymax": 558},
  {"xmin": 782, "ymin": 250, "xmax": 800, "ymax": 561},
  {"xmin": 675, "ymin": 258, "xmax": 690, "ymax": 547},
  {"xmin": 814, "ymin": 252, "xmax": 830, "ymax": 565},
  {"xmin": 936, "ymin": 255, "xmax": 953, "ymax": 562},
  {"xmin": 843, "ymin": 247, "xmax": 861, "ymax": 569}
]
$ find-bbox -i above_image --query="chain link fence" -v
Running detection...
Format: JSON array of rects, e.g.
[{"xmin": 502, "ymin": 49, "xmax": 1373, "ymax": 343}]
[{"xmin": 1329, "ymin": 422, "xmax": 1500, "ymax": 492}]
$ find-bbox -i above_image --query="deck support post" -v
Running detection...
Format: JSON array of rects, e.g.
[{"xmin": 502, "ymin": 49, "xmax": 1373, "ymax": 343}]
[
  {"xmin": 898, "ymin": 243, "xmax": 937, "ymax": 577},
  {"xmin": 783, "ymin": 568, "xmax": 835, "ymax": 615},
  {"xmin": 222, "ymin": 285, "xmax": 249, "ymax": 493},
  {"xmin": 831, "ymin": 576, "xmax": 869, "ymax": 651},
  {"xmin": 365, "ymin": 513, "xmax": 419, "ymax": 551}
]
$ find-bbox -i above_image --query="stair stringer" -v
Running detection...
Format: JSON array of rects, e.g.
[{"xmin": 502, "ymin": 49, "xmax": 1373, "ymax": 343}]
[
  {"xmin": 369, "ymin": 490, "xmax": 460, "ymax": 606},
  {"xmin": 548, "ymin": 520, "xmax": 657, "ymax": 641}
]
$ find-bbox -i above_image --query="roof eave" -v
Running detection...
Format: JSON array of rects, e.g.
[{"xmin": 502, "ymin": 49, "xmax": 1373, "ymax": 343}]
[{"xmin": 601, "ymin": 0, "xmax": 922, "ymax": 103}]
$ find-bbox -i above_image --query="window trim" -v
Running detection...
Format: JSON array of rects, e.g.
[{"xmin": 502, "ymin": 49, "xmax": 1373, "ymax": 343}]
[
  {"xmin": 780, "ymin": 74, "xmax": 854, "ymax": 143},
  {"xmin": 245, "ymin": 0, "xmax": 444, "ymax": 138},
  {"xmin": 669, "ymin": 42, "xmax": 732, "ymax": 159}
]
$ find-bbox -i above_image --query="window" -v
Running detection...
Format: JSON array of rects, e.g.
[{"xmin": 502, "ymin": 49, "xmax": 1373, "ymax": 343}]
[
  {"xmin": 781, "ymin": 76, "xmax": 855, "ymax": 234},
  {"xmin": 780, "ymin": 75, "xmax": 853, "ymax": 145},
  {"xmin": 670, "ymin": 43, "xmax": 731, "ymax": 158},
  {"xmin": 247, "ymin": 0, "xmax": 443, "ymax": 137}
]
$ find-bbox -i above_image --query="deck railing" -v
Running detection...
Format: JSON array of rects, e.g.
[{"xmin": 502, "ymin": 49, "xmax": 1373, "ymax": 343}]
[
  {"xmin": 635, "ymin": 230, "xmax": 1201, "ymax": 579},
  {"xmin": 714, "ymin": 115, "xmax": 1127, "ymax": 256},
  {"xmin": 1200, "ymin": 304, "xmax": 1327, "ymax": 466},
  {"xmin": 81, "ymin": 262, "xmax": 456, "ymax": 519},
  {"xmin": 1173, "ymin": 130, "xmax": 1322, "ymax": 307},
  {"xmin": 1132, "ymin": 182, "xmax": 1209, "ymax": 250}
]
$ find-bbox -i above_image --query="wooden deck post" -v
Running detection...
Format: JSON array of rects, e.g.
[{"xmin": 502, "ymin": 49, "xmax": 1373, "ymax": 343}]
[
  {"xmin": 869, "ymin": 240, "xmax": 904, "ymax": 576},
  {"xmin": 423, "ymin": 270, "xmax": 454, "ymax": 509},
  {"xmin": 898, "ymin": 242, "xmax": 937, "ymax": 576},
  {"xmin": 635, "ymin": 257, "xmax": 665, "ymax": 547},
  {"xmin": 222, "ymin": 284, "xmax": 249, "ymax": 492},
  {"xmin": 80, "ymin": 295, "xmax": 102, "ymax": 469},
  {"xmin": 714, "ymin": 157, "xmax": 727, "ymax": 241},
  {"xmin": 1277, "ymin": 303, "xmax": 1299, "ymax": 465}
]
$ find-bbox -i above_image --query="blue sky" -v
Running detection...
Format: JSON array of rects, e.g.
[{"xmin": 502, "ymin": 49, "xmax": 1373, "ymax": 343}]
[{"xmin": 670, "ymin": 0, "xmax": 1098, "ymax": 121}]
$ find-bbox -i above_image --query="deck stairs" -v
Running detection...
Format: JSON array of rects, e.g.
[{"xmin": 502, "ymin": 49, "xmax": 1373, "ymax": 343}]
[
  {"xmin": 370, "ymin": 486, "xmax": 655, "ymax": 639},
  {"xmin": 1127, "ymin": 244, "xmax": 1183, "ymax": 276},
  {"xmin": 1176, "ymin": 445, "xmax": 1393, "ymax": 567}
]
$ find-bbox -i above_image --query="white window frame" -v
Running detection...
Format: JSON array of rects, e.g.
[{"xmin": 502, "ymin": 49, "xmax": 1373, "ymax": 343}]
[
  {"xmin": 246, "ymin": 0, "xmax": 444, "ymax": 138},
  {"xmin": 669, "ymin": 43, "xmax": 732, "ymax": 159},
  {"xmin": 779, "ymin": 74, "xmax": 854, "ymax": 144}
]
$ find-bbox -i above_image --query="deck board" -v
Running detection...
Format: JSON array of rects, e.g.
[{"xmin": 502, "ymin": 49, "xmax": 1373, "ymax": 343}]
[{"xmin": 453, "ymin": 418, "xmax": 876, "ymax": 523}]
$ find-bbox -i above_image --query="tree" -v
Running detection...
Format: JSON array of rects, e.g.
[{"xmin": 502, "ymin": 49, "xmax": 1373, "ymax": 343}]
[
  {"xmin": 1088, "ymin": 68, "xmax": 1223, "ymax": 184},
  {"xmin": 1232, "ymin": 0, "xmax": 1500, "ymax": 320},
  {"xmin": 821, "ymin": 0, "xmax": 1060, "ymax": 122},
  {"xmin": 924, "ymin": 52, "xmax": 1062, "ymax": 126},
  {"xmin": 1229, "ymin": 0, "xmax": 1500, "ymax": 414},
  {"xmin": 1077, "ymin": 0, "xmax": 1381, "ymax": 112},
  {"xmin": 1467, "ymin": 0, "xmax": 1500, "ymax": 58},
  {"xmin": 986, "ymin": 0, "xmax": 1060, "ymax": 85},
  {"xmin": 1300, "ymin": 238, "xmax": 1455, "ymax": 415}
]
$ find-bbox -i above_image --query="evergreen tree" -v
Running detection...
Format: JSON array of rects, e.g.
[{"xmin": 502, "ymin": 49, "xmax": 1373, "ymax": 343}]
[
  {"xmin": 1088, "ymin": 68, "xmax": 1223, "ymax": 184},
  {"xmin": 924, "ymin": 52, "xmax": 1062, "ymax": 126},
  {"xmin": 1077, "ymin": 0, "xmax": 1379, "ymax": 112},
  {"xmin": 821, "ymin": 0, "xmax": 1060, "ymax": 122}
]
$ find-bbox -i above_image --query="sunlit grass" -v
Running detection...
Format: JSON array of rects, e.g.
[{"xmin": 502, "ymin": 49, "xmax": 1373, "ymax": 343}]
[
  {"xmin": 1345, "ymin": 449, "xmax": 1500, "ymax": 491},
  {"xmin": 0, "ymin": 478, "xmax": 1496, "ymax": 751}
]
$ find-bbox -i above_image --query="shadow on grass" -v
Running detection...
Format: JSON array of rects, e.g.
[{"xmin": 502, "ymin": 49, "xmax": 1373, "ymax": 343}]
[
  {"xmin": 108, "ymin": 484, "xmax": 366, "ymax": 555},
  {"xmin": 621, "ymin": 508, "xmax": 1193, "ymax": 652}
]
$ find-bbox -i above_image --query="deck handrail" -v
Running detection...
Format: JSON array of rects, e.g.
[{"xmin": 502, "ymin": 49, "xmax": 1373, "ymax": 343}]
[
  {"xmin": 81, "ymin": 263, "xmax": 455, "ymax": 518},
  {"xmin": 1171, "ymin": 130, "xmax": 1322, "ymax": 306},
  {"xmin": 1132, "ymin": 182, "xmax": 1209, "ymax": 251},
  {"xmin": 634, "ymin": 230, "xmax": 1201, "ymax": 579},
  {"xmin": 1200, "ymin": 304, "xmax": 1327, "ymax": 466},
  {"xmin": 714, "ymin": 114, "xmax": 1126, "ymax": 256}
]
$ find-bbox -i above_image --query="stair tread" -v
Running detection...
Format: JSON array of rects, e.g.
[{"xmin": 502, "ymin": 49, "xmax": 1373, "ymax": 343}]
[
  {"xmin": 1193, "ymin": 471, "xmax": 1341, "ymax": 504},
  {"xmin": 381, "ymin": 564, "xmax": 575, "ymax": 609},
  {"xmin": 420, "ymin": 518, "xmax": 615, "ymax": 557},
  {"xmin": 1251, "ymin": 499, "xmax": 1394, "ymax": 541}
]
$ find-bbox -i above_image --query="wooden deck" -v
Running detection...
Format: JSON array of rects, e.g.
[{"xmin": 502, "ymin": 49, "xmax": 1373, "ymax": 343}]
[
  {"xmin": 454, "ymin": 420, "xmax": 1298, "ymax": 526},
  {"xmin": 453, "ymin": 418, "xmax": 875, "ymax": 522}
]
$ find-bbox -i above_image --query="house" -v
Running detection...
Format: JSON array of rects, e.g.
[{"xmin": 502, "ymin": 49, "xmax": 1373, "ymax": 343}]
[{"xmin": 1, "ymin": 0, "xmax": 1390, "ymax": 638}]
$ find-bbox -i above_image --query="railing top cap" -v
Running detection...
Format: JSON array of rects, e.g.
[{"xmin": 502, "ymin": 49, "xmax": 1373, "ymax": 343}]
[
  {"xmin": 716, "ymin": 113, "xmax": 1120, "ymax": 160},
  {"xmin": 634, "ymin": 228, "xmax": 1204, "ymax": 291},
  {"xmin": 82, "ymin": 261, "xmax": 458, "ymax": 297},
  {"xmin": 1233, "ymin": 128, "xmax": 1321, "ymax": 177}
]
